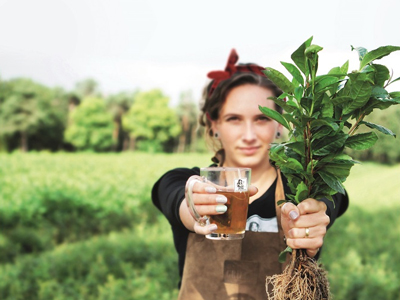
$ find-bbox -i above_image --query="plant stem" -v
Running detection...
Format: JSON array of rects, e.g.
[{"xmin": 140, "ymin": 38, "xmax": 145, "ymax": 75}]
[
  {"xmin": 305, "ymin": 121, "xmax": 313, "ymax": 195},
  {"xmin": 306, "ymin": 64, "xmax": 315, "ymax": 194},
  {"xmin": 348, "ymin": 113, "xmax": 365, "ymax": 136},
  {"xmin": 310, "ymin": 66, "xmax": 316, "ymax": 116}
]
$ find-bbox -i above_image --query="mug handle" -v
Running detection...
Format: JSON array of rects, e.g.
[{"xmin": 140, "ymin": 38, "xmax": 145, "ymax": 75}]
[{"xmin": 186, "ymin": 178, "xmax": 208, "ymax": 226}]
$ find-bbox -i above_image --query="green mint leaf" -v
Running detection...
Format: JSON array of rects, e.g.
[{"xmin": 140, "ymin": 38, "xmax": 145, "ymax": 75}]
[
  {"xmin": 259, "ymin": 105, "xmax": 290, "ymax": 129},
  {"xmin": 320, "ymin": 162, "xmax": 355, "ymax": 181},
  {"xmin": 371, "ymin": 64, "xmax": 390, "ymax": 87},
  {"xmin": 360, "ymin": 121, "xmax": 396, "ymax": 137},
  {"xmin": 277, "ymin": 200, "xmax": 287, "ymax": 206},
  {"xmin": 342, "ymin": 81, "xmax": 373, "ymax": 114},
  {"xmin": 281, "ymin": 61, "xmax": 304, "ymax": 86},
  {"xmin": 268, "ymin": 96, "xmax": 298, "ymax": 113},
  {"xmin": 331, "ymin": 96, "xmax": 353, "ymax": 106},
  {"xmin": 389, "ymin": 77, "xmax": 400, "ymax": 85},
  {"xmin": 311, "ymin": 119, "xmax": 339, "ymax": 131},
  {"xmin": 351, "ymin": 46, "xmax": 368, "ymax": 61},
  {"xmin": 291, "ymin": 36, "xmax": 313, "ymax": 76},
  {"xmin": 340, "ymin": 60, "xmax": 350, "ymax": 75},
  {"xmin": 284, "ymin": 141, "xmax": 305, "ymax": 156},
  {"xmin": 263, "ymin": 67, "xmax": 295, "ymax": 94},
  {"xmin": 285, "ymin": 158, "xmax": 304, "ymax": 173},
  {"xmin": 321, "ymin": 94, "xmax": 334, "ymax": 118},
  {"xmin": 319, "ymin": 171, "xmax": 346, "ymax": 194},
  {"xmin": 363, "ymin": 97, "xmax": 400, "ymax": 115},
  {"xmin": 315, "ymin": 76, "xmax": 339, "ymax": 94},
  {"xmin": 294, "ymin": 86, "xmax": 304, "ymax": 102},
  {"xmin": 279, "ymin": 246, "xmax": 293, "ymax": 263},
  {"xmin": 389, "ymin": 92, "xmax": 400, "ymax": 98},
  {"xmin": 328, "ymin": 66, "xmax": 340, "ymax": 75},
  {"xmin": 295, "ymin": 181, "xmax": 309, "ymax": 202},
  {"xmin": 371, "ymin": 86, "xmax": 389, "ymax": 99},
  {"xmin": 305, "ymin": 44, "xmax": 324, "ymax": 58},
  {"xmin": 320, "ymin": 153, "xmax": 359, "ymax": 164},
  {"xmin": 345, "ymin": 132, "xmax": 378, "ymax": 150},
  {"xmin": 360, "ymin": 45, "xmax": 400, "ymax": 69},
  {"xmin": 313, "ymin": 133, "xmax": 348, "ymax": 156}
]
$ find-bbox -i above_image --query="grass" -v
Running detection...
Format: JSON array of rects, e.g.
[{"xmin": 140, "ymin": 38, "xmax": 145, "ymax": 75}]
[
  {"xmin": 0, "ymin": 152, "xmax": 399, "ymax": 300},
  {"xmin": 322, "ymin": 162, "xmax": 400, "ymax": 300},
  {"xmin": 343, "ymin": 162, "xmax": 400, "ymax": 210}
]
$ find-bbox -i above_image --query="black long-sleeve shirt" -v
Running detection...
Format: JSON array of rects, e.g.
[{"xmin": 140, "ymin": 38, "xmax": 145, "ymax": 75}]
[{"xmin": 152, "ymin": 167, "xmax": 349, "ymax": 285}]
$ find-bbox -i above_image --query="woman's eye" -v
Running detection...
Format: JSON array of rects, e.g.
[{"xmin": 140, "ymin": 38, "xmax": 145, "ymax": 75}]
[
  {"xmin": 226, "ymin": 116, "xmax": 240, "ymax": 122},
  {"xmin": 257, "ymin": 116, "xmax": 271, "ymax": 122}
]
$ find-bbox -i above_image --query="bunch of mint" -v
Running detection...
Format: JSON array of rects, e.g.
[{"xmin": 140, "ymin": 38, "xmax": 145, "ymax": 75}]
[{"xmin": 260, "ymin": 36, "xmax": 400, "ymax": 205}]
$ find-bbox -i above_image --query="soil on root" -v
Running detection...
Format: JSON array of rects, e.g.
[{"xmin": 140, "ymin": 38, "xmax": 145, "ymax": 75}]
[{"xmin": 266, "ymin": 249, "xmax": 330, "ymax": 300}]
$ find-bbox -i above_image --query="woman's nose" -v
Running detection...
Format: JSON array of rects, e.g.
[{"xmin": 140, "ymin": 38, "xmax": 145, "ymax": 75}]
[{"xmin": 242, "ymin": 122, "xmax": 257, "ymax": 142}]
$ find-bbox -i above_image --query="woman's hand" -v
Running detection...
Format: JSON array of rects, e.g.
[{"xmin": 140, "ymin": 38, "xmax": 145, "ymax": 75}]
[
  {"xmin": 281, "ymin": 199, "xmax": 330, "ymax": 257},
  {"xmin": 180, "ymin": 175, "xmax": 258, "ymax": 235}
]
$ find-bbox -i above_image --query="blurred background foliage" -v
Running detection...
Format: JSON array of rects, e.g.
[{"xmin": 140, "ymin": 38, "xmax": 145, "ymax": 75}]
[
  {"xmin": 0, "ymin": 76, "xmax": 399, "ymax": 299},
  {"xmin": 0, "ymin": 77, "xmax": 204, "ymax": 154},
  {"xmin": 1, "ymin": 76, "xmax": 399, "ymax": 162}
]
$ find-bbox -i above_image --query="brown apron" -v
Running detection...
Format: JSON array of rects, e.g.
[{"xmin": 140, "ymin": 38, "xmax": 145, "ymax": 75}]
[{"xmin": 178, "ymin": 170, "xmax": 288, "ymax": 300}]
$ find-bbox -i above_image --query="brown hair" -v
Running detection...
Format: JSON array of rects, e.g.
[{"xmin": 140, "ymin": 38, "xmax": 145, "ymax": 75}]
[{"xmin": 199, "ymin": 70, "xmax": 283, "ymax": 164}]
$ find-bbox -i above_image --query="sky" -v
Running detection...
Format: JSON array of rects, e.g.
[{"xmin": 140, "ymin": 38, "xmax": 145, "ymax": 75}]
[{"xmin": 1, "ymin": 0, "xmax": 400, "ymax": 105}]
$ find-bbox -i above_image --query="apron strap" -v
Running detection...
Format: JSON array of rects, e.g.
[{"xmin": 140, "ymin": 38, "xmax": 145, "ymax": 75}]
[{"xmin": 274, "ymin": 168, "xmax": 290, "ymax": 270}]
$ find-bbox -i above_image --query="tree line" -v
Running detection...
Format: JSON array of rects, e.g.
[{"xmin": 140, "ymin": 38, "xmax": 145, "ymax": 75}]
[
  {"xmin": 0, "ymin": 76, "xmax": 399, "ymax": 163},
  {"xmin": 0, "ymin": 77, "xmax": 204, "ymax": 153}
]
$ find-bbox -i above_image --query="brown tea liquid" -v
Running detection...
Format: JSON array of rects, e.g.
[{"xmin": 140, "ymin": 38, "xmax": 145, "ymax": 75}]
[{"xmin": 209, "ymin": 190, "xmax": 249, "ymax": 234}]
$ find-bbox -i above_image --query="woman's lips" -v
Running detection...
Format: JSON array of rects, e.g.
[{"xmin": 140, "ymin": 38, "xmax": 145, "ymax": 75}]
[{"xmin": 239, "ymin": 146, "xmax": 260, "ymax": 155}]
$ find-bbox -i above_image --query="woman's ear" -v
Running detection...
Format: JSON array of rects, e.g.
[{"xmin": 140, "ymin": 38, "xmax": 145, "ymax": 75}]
[
  {"xmin": 275, "ymin": 123, "xmax": 283, "ymax": 139},
  {"xmin": 211, "ymin": 120, "xmax": 219, "ymax": 137}
]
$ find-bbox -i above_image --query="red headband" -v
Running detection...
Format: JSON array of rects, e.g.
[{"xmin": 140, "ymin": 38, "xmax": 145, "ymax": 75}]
[{"xmin": 207, "ymin": 49, "xmax": 266, "ymax": 97}]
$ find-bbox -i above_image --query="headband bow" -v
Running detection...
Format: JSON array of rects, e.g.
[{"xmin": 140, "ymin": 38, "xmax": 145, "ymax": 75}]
[{"xmin": 207, "ymin": 49, "xmax": 266, "ymax": 97}]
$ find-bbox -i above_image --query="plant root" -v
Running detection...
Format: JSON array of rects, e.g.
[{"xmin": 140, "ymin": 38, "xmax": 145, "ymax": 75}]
[{"xmin": 266, "ymin": 249, "xmax": 330, "ymax": 300}]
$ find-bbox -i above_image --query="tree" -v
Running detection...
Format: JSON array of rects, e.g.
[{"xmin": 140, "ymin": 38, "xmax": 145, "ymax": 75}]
[
  {"xmin": 0, "ymin": 76, "xmax": 12, "ymax": 105},
  {"xmin": 176, "ymin": 90, "xmax": 200, "ymax": 152},
  {"xmin": 0, "ymin": 78, "xmax": 11, "ymax": 151},
  {"xmin": 64, "ymin": 97, "xmax": 114, "ymax": 151},
  {"xmin": 105, "ymin": 91, "xmax": 137, "ymax": 151},
  {"xmin": 74, "ymin": 78, "xmax": 100, "ymax": 99},
  {"xmin": 122, "ymin": 89, "xmax": 181, "ymax": 152},
  {"xmin": 0, "ymin": 78, "xmax": 66, "ymax": 152}
]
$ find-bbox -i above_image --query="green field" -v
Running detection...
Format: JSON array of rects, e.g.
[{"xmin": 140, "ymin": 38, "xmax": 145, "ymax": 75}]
[{"xmin": 0, "ymin": 153, "xmax": 399, "ymax": 300}]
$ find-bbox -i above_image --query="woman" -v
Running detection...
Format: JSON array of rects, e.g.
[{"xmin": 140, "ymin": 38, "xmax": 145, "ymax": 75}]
[{"xmin": 152, "ymin": 49, "xmax": 348, "ymax": 300}]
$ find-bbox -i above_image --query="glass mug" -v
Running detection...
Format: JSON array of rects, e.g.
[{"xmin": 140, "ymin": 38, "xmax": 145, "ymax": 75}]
[{"xmin": 187, "ymin": 167, "xmax": 251, "ymax": 240}]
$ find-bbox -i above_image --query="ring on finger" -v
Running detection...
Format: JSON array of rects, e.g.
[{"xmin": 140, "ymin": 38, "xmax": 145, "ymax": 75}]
[{"xmin": 305, "ymin": 227, "xmax": 310, "ymax": 238}]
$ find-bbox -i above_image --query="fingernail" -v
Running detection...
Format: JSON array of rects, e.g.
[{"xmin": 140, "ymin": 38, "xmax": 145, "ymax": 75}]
[
  {"xmin": 216, "ymin": 195, "xmax": 227, "ymax": 203},
  {"xmin": 209, "ymin": 224, "xmax": 218, "ymax": 231},
  {"xmin": 205, "ymin": 186, "xmax": 217, "ymax": 193},
  {"xmin": 289, "ymin": 210, "xmax": 299, "ymax": 220},
  {"xmin": 216, "ymin": 205, "xmax": 227, "ymax": 213}
]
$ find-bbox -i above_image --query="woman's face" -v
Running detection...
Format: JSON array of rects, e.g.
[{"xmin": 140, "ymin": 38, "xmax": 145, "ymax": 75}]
[{"xmin": 212, "ymin": 84, "xmax": 281, "ymax": 169}]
